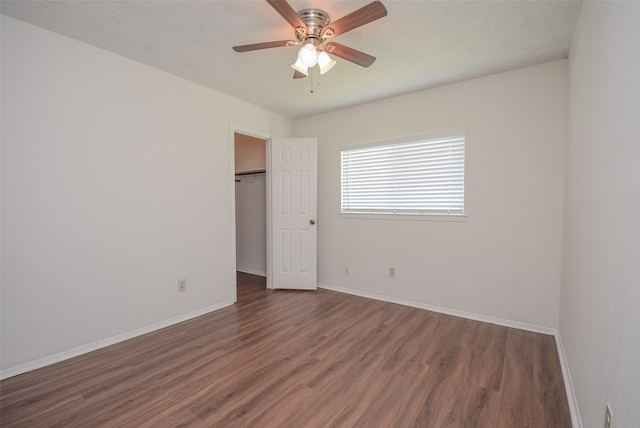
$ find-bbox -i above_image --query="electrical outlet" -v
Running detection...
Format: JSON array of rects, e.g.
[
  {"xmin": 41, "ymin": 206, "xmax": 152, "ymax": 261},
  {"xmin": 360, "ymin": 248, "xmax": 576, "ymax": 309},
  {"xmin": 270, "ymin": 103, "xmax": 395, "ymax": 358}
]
[
  {"xmin": 344, "ymin": 266, "xmax": 349, "ymax": 276},
  {"xmin": 388, "ymin": 266, "xmax": 396, "ymax": 278},
  {"xmin": 177, "ymin": 279, "xmax": 187, "ymax": 292},
  {"xmin": 604, "ymin": 403, "xmax": 613, "ymax": 428}
]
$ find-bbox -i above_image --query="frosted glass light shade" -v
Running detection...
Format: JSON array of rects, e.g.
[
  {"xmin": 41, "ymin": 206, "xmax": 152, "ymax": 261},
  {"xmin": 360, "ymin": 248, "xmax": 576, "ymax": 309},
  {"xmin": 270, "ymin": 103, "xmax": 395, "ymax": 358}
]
[
  {"xmin": 291, "ymin": 58, "xmax": 309, "ymax": 76},
  {"xmin": 298, "ymin": 43, "xmax": 319, "ymax": 67},
  {"xmin": 318, "ymin": 51, "xmax": 336, "ymax": 74}
]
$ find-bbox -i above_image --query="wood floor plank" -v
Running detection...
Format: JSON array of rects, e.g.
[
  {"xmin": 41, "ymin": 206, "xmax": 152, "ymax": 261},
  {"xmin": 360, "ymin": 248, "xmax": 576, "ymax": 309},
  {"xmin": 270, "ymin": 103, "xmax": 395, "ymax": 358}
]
[
  {"xmin": 496, "ymin": 328, "xmax": 539, "ymax": 427},
  {"xmin": 0, "ymin": 272, "xmax": 572, "ymax": 427},
  {"xmin": 533, "ymin": 333, "xmax": 573, "ymax": 427}
]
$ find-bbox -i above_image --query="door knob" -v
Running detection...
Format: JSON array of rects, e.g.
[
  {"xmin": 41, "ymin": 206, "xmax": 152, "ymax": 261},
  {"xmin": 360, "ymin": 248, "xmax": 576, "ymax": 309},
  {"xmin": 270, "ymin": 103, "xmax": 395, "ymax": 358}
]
[{"xmin": 310, "ymin": 219, "xmax": 316, "ymax": 225}]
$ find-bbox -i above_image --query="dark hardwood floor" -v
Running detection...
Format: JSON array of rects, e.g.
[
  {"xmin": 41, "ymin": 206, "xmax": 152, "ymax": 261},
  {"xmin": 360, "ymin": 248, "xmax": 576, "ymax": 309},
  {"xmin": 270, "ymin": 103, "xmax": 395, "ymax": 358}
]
[{"xmin": 1, "ymin": 272, "xmax": 571, "ymax": 427}]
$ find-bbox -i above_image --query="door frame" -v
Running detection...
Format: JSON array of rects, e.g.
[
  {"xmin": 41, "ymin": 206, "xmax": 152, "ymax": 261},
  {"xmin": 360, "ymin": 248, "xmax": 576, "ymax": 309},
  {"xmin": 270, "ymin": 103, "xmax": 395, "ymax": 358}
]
[{"xmin": 230, "ymin": 124, "xmax": 273, "ymax": 302}]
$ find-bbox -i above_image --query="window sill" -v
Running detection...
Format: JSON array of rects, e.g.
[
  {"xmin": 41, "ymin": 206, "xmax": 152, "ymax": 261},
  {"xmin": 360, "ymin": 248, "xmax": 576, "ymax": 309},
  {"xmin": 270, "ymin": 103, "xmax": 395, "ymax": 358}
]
[{"xmin": 339, "ymin": 213, "xmax": 468, "ymax": 222}]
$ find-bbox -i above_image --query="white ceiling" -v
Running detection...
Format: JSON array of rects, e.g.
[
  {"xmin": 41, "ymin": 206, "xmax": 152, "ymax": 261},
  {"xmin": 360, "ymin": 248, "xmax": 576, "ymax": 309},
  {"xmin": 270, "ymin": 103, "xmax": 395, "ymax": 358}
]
[{"xmin": 1, "ymin": 0, "xmax": 581, "ymax": 118}]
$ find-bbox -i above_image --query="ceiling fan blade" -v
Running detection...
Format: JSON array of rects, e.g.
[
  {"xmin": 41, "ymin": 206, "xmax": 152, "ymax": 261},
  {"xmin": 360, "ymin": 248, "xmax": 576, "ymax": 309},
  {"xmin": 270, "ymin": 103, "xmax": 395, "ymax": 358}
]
[
  {"xmin": 266, "ymin": 0, "xmax": 308, "ymax": 32},
  {"xmin": 321, "ymin": 1, "xmax": 387, "ymax": 38},
  {"xmin": 233, "ymin": 40, "xmax": 295, "ymax": 52},
  {"xmin": 293, "ymin": 70, "xmax": 307, "ymax": 79},
  {"xmin": 324, "ymin": 42, "xmax": 376, "ymax": 67}
]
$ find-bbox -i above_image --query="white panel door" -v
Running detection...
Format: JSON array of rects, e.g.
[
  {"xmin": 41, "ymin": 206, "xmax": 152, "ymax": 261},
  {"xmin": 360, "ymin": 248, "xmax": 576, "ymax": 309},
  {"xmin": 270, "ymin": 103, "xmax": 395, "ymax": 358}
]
[{"xmin": 271, "ymin": 138, "xmax": 317, "ymax": 290}]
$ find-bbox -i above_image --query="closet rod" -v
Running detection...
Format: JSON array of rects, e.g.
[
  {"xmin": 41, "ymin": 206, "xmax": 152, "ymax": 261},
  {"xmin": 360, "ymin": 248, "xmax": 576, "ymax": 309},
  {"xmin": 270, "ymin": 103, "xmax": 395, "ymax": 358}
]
[{"xmin": 234, "ymin": 170, "xmax": 265, "ymax": 176}]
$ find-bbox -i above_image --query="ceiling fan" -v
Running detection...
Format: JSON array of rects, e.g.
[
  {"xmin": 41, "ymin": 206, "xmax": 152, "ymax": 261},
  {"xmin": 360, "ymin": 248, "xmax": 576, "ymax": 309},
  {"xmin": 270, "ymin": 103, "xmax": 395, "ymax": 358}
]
[{"xmin": 232, "ymin": 0, "xmax": 387, "ymax": 79}]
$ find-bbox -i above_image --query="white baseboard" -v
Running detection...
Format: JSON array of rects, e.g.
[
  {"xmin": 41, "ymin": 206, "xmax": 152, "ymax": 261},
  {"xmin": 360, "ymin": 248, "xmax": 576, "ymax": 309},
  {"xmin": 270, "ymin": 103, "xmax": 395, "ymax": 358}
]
[
  {"xmin": 555, "ymin": 333, "xmax": 583, "ymax": 428},
  {"xmin": 0, "ymin": 299, "xmax": 235, "ymax": 380},
  {"xmin": 237, "ymin": 267, "xmax": 267, "ymax": 277},
  {"xmin": 317, "ymin": 282, "xmax": 558, "ymax": 336}
]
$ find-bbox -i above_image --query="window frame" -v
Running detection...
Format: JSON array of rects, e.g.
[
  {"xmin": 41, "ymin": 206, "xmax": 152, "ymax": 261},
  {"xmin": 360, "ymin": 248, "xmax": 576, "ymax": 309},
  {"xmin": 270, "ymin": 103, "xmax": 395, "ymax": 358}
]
[{"xmin": 340, "ymin": 132, "xmax": 467, "ymax": 221}]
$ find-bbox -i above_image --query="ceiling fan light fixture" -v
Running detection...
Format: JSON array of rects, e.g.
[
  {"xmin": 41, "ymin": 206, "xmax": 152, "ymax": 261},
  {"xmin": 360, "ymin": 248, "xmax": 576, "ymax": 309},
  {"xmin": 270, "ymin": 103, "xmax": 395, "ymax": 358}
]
[
  {"xmin": 298, "ymin": 43, "xmax": 319, "ymax": 67},
  {"xmin": 291, "ymin": 58, "xmax": 309, "ymax": 76},
  {"xmin": 317, "ymin": 51, "xmax": 336, "ymax": 74},
  {"xmin": 232, "ymin": 1, "xmax": 387, "ymax": 81}
]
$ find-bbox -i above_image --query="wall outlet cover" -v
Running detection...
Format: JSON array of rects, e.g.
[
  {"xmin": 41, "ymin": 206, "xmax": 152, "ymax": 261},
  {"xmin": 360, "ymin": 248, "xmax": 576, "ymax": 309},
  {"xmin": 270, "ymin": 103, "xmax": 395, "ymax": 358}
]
[{"xmin": 388, "ymin": 267, "xmax": 396, "ymax": 278}]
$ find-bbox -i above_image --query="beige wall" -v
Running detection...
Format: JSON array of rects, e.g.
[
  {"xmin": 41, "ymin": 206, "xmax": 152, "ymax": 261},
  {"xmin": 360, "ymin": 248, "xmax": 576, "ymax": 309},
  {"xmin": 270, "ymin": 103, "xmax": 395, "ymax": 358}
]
[
  {"xmin": 234, "ymin": 133, "xmax": 266, "ymax": 174},
  {"xmin": 0, "ymin": 16, "xmax": 292, "ymax": 374},
  {"xmin": 560, "ymin": 2, "xmax": 640, "ymax": 427},
  {"xmin": 294, "ymin": 60, "xmax": 568, "ymax": 330}
]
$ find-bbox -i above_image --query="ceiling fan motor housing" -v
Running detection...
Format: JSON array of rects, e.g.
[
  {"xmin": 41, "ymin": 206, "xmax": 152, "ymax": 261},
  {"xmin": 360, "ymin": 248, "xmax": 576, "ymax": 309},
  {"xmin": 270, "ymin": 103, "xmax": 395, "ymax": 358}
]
[{"xmin": 296, "ymin": 8, "xmax": 331, "ymax": 44}]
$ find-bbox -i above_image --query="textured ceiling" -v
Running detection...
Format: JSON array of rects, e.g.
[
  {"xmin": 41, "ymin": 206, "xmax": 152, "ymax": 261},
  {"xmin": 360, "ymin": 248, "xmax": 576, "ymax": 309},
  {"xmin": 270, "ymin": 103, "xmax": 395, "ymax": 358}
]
[{"xmin": 1, "ymin": 0, "xmax": 581, "ymax": 118}]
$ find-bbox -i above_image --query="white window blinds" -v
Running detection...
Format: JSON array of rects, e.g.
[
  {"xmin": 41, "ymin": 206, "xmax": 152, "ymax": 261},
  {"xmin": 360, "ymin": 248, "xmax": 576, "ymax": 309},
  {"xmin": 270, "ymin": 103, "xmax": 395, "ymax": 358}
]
[{"xmin": 341, "ymin": 134, "xmax": 465, "ymax": 215}]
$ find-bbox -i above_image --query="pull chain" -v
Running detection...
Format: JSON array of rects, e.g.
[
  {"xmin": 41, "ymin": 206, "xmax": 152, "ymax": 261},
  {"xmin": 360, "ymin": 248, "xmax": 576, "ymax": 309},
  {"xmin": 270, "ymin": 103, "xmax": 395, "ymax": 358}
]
[
  {"xmin": 309, "ymin": 67, "xmax": 320, "ymax": 94},
  {"xmin": 310, "ymin": 67, "xmax": 315, "ymax": 93}
]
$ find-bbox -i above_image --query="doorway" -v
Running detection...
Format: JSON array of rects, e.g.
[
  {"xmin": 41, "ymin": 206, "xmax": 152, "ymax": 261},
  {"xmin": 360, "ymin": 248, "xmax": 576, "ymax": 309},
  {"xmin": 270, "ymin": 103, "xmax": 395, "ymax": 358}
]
[
  {"xmin": 234, "ymin": 131, "xmax": 268, "ymax": 294},
  {"xmin": 231, "ymin": 126, "xmax": 318, "ymax": 300}
]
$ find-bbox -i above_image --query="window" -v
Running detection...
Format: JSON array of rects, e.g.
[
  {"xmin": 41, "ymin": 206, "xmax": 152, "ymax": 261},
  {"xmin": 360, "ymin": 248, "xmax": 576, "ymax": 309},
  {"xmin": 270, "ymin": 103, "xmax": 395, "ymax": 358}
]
[{"xmin": 341, "ymin": 133, "xmax": 465, "ymax": 216}]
